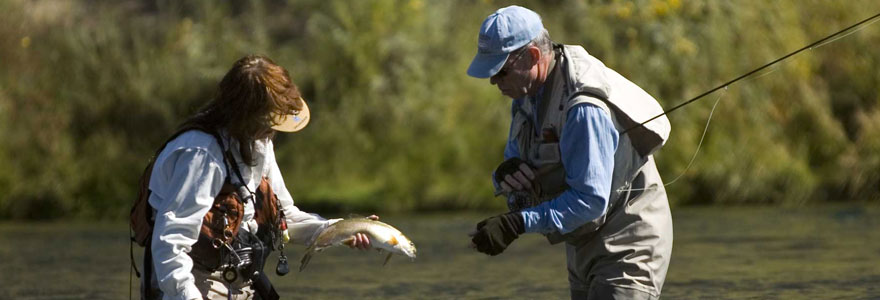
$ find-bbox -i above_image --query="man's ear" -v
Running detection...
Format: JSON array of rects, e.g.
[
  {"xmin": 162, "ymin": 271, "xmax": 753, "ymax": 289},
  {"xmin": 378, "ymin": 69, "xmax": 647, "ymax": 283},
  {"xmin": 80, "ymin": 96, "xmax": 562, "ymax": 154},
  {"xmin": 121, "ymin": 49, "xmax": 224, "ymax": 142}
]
[{"xmin": 527, "ymin": 46, "xmax": 542, "ymax": 66}]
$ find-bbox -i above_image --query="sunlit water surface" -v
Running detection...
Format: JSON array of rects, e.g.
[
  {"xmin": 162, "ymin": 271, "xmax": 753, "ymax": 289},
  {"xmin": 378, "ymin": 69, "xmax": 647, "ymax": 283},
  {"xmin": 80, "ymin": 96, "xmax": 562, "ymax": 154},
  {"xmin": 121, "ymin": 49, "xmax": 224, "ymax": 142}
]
[{"xmin": 1, "ymin": 205, "xmax": 878, "ymax": 299}]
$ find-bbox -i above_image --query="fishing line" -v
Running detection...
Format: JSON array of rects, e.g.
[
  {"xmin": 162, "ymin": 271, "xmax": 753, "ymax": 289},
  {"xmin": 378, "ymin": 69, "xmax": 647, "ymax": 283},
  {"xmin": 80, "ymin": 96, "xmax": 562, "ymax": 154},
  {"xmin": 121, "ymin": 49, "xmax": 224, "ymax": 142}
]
[
  {"xmin": 621, "ymin": 11, "xmax": 880, "ymax": 135},
  {"xmin": 740, "ymin": 65, "xmax": 781, "ymax": 83},
  {"xmin": 617, "ymin": 87, "xmax": 726, "ymax": 193},
  {"xmin": 811, "ymin": 17, "xmax": 880, "ymax": 50},
  {"xmin": 659, "ymin": 88, "xmax": 726, "ymax": 186},
  {"xmin": 614, "ymin": 11, "xmax": 880, "ymax": 194}
]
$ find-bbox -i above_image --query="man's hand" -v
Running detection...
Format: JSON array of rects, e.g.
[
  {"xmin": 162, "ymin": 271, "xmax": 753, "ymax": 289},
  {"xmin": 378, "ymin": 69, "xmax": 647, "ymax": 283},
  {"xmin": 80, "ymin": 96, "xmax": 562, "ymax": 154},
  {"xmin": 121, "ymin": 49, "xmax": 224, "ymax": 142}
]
[
  {"xmin": 469, "ymin": 212, "xmax": 526, "ymax": 256},
  {"xmin": 494, "ymin": 158, "xmax": 536, "ymax": 194}
]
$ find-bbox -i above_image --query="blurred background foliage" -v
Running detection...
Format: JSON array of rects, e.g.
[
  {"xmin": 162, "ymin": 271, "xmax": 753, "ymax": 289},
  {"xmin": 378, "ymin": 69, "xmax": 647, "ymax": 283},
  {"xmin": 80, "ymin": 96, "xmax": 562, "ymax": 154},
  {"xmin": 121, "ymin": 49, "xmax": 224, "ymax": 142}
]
[{"xmin": 0, "ymin": 0, "xmax": 878, "ymax": 220}]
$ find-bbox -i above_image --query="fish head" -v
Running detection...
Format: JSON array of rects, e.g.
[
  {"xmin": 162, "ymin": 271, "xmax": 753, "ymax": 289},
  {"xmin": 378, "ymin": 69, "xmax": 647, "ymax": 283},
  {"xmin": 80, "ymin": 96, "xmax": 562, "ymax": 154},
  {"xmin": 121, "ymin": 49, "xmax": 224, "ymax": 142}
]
[{"xmin": 390, "ymin": 233, "xmax": 417, "ymax": 259}]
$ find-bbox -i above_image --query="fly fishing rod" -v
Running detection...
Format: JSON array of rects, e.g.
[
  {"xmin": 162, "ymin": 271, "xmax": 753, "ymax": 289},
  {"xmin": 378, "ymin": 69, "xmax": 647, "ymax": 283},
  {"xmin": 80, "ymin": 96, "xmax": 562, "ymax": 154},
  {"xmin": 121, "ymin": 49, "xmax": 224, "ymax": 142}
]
[{"xmin": 622, "ymin": 11, "xmax": 880, "ymax": 134}]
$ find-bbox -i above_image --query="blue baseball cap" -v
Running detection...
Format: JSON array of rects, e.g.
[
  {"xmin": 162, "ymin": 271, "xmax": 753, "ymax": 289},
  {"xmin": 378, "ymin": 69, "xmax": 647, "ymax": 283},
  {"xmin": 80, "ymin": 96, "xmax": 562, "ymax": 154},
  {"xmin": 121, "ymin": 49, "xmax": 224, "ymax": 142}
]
[{"xmin": 467, "ymin": 6, "xmax": 544, "ymax": 78}]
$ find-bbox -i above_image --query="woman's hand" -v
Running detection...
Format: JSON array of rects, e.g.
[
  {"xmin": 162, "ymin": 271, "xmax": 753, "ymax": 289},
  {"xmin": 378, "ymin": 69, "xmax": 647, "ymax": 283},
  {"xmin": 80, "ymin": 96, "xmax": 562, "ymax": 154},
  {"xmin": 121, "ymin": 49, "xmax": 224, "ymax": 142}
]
[{"xmin": 348, "ymin": 215, "xmax": 379, "ymax": 250}]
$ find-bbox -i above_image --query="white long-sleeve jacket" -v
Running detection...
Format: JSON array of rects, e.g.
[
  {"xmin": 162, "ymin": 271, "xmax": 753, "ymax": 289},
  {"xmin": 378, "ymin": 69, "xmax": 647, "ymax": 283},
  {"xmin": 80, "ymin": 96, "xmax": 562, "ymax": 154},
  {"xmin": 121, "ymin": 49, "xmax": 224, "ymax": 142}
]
[{"xmin": 147, "ymin": 130, "xmax": 337, "ymax": 300}]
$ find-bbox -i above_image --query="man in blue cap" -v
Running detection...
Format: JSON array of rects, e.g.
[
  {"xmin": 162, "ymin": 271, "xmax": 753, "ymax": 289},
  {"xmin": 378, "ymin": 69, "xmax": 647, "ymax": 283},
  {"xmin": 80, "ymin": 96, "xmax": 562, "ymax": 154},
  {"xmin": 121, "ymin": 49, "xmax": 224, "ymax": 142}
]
[{"xmin": 467, "ymin": 5, "xmax": 674, "ymax": 299}]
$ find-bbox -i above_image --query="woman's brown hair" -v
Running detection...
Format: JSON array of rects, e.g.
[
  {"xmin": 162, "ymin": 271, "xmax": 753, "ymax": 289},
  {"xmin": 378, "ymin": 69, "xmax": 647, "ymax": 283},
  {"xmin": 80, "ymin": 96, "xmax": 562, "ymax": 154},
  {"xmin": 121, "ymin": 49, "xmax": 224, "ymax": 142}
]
[{"xmin": 182, "ymin": 54, "xmax": 304, "ymax": 165}]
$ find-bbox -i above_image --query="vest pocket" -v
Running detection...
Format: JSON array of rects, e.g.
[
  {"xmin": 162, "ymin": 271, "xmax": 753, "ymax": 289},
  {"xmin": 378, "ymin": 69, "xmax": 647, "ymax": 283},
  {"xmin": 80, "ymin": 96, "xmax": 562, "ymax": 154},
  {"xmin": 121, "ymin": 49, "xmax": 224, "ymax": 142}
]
[{"xmin": 534, "ymin": 142, "xmax": 561, "ymax": 165}]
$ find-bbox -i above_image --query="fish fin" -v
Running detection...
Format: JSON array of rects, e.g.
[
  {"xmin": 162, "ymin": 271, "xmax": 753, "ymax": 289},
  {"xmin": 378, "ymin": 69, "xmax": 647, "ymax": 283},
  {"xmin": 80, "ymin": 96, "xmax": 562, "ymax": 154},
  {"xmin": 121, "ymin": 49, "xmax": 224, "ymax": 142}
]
[
  {"xmin": 299, "ymin": 252, "xmax": 312, "ymax": 272},
  {"xmin": 383, "ymin": 253, "xmax": 393, "ymax": 266},
  {"xmin": 300, "ymin": 246, "xmax": 315, "ymax": 272},
  {"xmin": 389, "ymin": 235, "xmax": 398, "ymax": 246},
  {"xmin": 342, "ymin": 236, "xmax": 355, "ymax": 247}
]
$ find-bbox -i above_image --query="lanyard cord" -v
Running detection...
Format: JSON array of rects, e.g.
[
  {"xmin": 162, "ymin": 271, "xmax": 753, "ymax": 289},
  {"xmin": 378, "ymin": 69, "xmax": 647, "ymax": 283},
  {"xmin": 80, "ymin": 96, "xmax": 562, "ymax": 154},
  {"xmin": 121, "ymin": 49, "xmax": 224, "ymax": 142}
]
[
  {"xmin": 617, "ymin": 88, "xmax": 726, "ymax": 194},
  {"xmin": 622, "ymin": 11, "xmax": 880, "ymax": 134}
]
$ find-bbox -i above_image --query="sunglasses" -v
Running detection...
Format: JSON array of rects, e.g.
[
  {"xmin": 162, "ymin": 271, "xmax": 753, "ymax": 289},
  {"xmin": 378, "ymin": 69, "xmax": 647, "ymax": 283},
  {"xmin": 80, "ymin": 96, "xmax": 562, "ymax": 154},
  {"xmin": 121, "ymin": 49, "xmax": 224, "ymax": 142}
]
[{"xmin": 494, "ymin": 48, "xmax": 529, "ymax": 78}]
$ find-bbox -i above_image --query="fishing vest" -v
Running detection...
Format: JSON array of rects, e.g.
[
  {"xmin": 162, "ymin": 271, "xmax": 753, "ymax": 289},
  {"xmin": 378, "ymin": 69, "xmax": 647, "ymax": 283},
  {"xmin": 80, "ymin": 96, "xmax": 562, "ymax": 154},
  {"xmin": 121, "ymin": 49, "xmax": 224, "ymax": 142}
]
[{"xmin": 508, "ymin": 44, "xmax": 671, "ymax": 244}]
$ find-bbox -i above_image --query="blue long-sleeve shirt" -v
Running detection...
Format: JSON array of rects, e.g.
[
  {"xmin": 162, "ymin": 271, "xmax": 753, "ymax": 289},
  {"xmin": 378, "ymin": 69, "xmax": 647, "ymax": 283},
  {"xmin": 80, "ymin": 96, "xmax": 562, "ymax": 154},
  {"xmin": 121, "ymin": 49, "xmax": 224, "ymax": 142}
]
[{"xmin": 502, "ymin": 98, "xmax": 619, "ymax": 235}]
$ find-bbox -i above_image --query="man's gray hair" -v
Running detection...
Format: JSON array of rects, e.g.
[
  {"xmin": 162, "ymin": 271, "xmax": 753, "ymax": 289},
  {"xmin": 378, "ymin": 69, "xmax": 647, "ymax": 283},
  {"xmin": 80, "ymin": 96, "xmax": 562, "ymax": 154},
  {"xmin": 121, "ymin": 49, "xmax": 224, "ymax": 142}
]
[
  {"xmin": 531, "ymin": 29, "xmax": 553, "ymax": 54},
  {"xmin": 513, "ymin": 29, "xmax": 553, "ymax": 58}
]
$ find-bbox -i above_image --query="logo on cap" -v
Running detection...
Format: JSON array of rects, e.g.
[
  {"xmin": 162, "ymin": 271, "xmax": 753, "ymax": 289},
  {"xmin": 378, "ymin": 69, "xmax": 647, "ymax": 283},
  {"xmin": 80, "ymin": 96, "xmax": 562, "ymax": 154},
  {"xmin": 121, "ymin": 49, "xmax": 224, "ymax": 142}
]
[{"xmin": 478, "ymin": 34, "xmax": 492, "ymax": 52}]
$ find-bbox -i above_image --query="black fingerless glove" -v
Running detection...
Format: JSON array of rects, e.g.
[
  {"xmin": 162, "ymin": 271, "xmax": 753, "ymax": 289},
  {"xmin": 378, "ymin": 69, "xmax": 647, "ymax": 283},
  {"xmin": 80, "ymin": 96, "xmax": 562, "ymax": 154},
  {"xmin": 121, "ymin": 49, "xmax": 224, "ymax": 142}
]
[
  {"xmin": 494, "ymin": 157, "xmax": 530, "ymax": 185},
  {"xmin": 472, "ymin": 212, "xmax": 526, "ymax": 256}
]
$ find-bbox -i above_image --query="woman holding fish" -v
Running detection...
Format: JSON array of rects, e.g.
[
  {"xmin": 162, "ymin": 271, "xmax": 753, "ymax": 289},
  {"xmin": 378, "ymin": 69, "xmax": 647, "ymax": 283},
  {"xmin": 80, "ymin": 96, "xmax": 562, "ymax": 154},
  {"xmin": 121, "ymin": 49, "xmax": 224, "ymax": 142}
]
[{"xmin": 138, "ymin": 55, "xmax": 375, "ymax": 300}]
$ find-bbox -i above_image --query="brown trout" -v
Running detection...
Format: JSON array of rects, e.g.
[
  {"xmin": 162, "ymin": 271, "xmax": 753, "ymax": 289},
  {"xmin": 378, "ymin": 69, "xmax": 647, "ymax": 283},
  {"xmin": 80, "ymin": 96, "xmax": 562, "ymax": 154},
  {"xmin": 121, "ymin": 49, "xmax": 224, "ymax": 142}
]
[{"xmin": 300, "ymin": 218, "xmax": 417, "ymax": 271}]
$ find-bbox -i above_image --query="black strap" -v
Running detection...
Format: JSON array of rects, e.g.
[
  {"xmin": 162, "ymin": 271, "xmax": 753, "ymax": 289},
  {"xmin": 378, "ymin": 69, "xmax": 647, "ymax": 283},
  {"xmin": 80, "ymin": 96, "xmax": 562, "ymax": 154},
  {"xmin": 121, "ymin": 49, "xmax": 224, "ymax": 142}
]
[
  {"xmin": 250, "ymin": 272, "xmax": 280, "ymax": 300},
  {"xmin": 130, "ymin": 233, "xmax": 141, "ymax": 278},
  {"xmin": 200, "ymin": 130, "xmax": 236, "ymax": 188},
  {"xmin": 206, "ymin": 130, "xmax": 254, "ymax": 205},
  {"xmin": 239, "ymin": 231, "xmax": 279, "ymax": 300},
  {"xmin": 129, "ymin": 229, "xmax": 141, "ymax": 300},
  {"xmin": 221, "ymin": 148, "xmax": 254, "ymax": 205},
  {"xmin": 143, "ymin": 238, "xmax": 154, "ymax": 299}
]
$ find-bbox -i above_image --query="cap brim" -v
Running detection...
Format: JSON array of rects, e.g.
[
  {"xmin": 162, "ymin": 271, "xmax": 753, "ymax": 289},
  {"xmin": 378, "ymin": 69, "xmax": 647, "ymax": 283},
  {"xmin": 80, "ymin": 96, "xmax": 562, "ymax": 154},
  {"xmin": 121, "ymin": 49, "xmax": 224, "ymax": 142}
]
[
  {"xmin": 467, "ymin": 52, "xmax": 509, "ymax": 78},
  {"xmin": 272, "ymin": 100, "xmax": 310, "ymax": 132}
]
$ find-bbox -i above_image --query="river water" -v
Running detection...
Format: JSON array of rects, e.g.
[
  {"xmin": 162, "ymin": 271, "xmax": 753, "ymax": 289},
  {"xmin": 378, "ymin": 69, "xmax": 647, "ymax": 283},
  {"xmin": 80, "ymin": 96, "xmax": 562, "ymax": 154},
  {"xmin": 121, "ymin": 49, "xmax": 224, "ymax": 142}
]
[{"xmin": 1, "ymin": 205, "xmax": 878, "ymax": 299}]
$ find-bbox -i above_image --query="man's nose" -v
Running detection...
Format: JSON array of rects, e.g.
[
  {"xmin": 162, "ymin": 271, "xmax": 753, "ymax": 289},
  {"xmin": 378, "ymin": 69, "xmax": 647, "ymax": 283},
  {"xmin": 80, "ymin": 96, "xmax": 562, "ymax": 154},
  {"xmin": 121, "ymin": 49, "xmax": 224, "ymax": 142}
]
[{"xmin": 489, "ymin": 74, "xmax": 500, "ymax": 85}]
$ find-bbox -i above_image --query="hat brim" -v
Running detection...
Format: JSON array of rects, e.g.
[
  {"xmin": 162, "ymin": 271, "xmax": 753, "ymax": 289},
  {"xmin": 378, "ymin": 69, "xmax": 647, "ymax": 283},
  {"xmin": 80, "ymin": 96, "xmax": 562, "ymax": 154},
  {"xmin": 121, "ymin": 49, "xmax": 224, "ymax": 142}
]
[
  {"xmin": 467, "ymin": 52, "xmax": 510, "ymax": 79},
  {"xmin": 271, "ymin": 100, "xmax": 310, "ymax": 132}
]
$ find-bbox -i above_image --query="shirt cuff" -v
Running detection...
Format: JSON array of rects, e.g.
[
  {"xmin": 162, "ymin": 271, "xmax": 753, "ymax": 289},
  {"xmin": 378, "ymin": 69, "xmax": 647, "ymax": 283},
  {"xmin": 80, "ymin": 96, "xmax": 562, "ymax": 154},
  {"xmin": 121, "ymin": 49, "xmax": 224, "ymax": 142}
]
[
  {"xmin": 171, "ymin": 282, "xmax": 202, "ymax": 300},
  {"xmin": 520, "ymin": 209, "xmax": 542, "ymax": 234}
]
